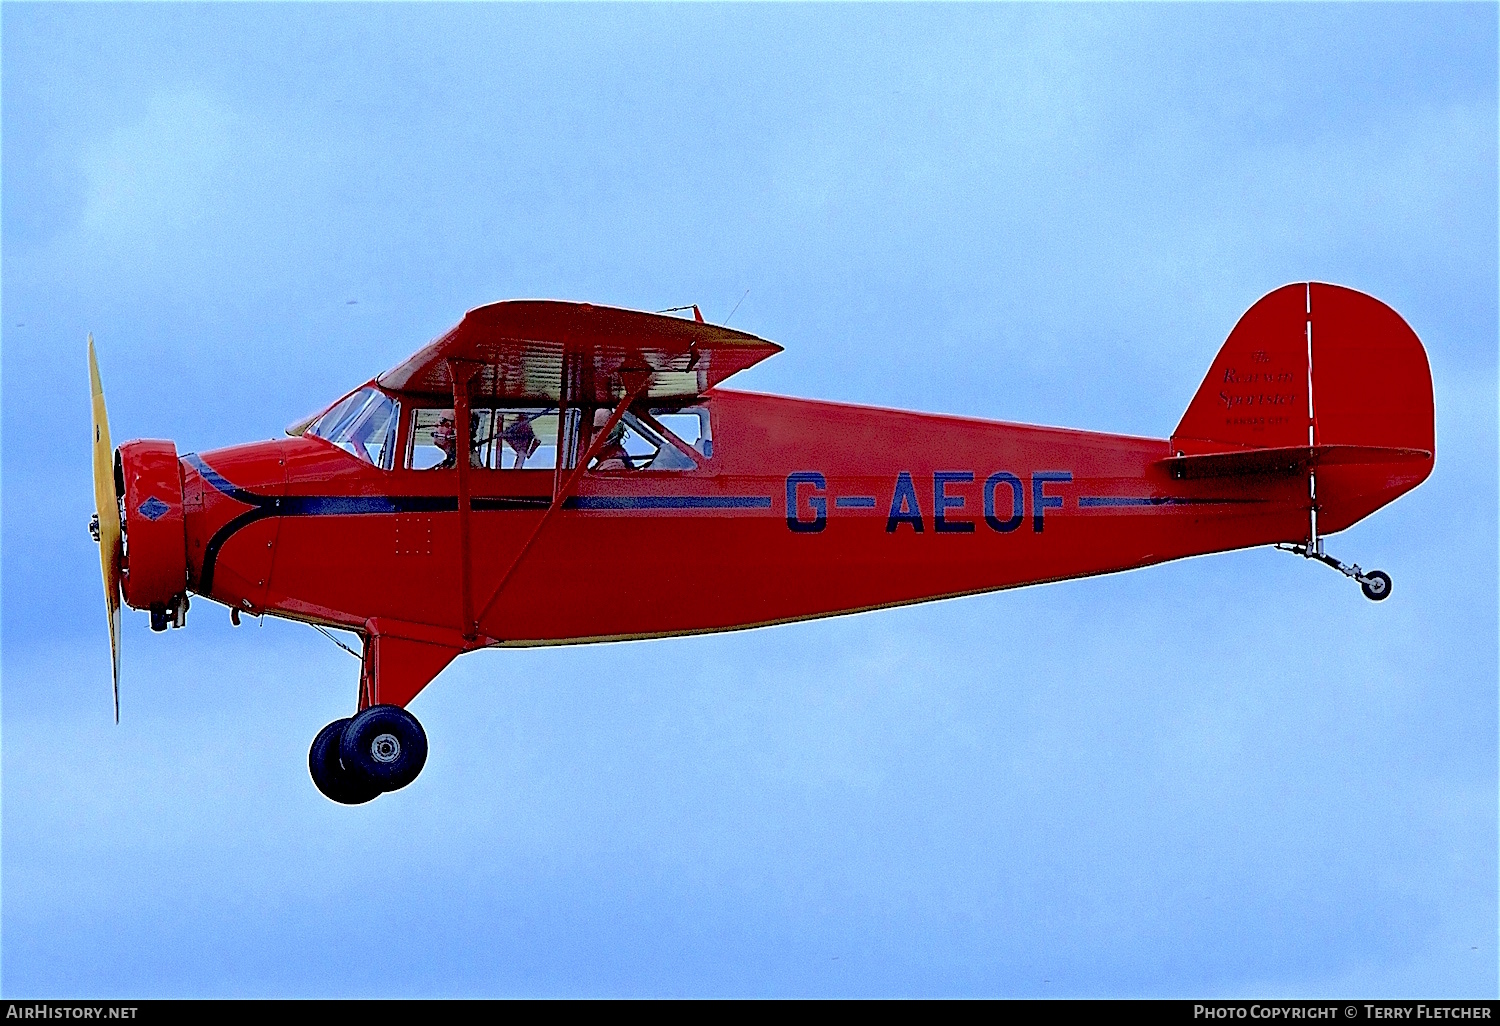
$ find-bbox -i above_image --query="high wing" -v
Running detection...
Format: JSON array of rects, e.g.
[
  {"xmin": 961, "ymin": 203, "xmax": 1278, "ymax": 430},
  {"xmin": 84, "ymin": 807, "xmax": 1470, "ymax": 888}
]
[{"xmin": 375, "ymin": 300, "xmax": 782, "ymax": 404}]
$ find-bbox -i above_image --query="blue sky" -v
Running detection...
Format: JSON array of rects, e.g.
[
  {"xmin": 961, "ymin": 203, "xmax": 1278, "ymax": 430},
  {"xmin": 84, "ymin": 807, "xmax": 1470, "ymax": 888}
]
[{"xmin": 3, "ymin": 2, "xmax": 1495, "ymax": 997}]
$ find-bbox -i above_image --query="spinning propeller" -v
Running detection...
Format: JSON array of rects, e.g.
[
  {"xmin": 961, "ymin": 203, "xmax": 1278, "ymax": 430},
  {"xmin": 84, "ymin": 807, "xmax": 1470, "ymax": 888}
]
[{"xmin": 89, "ymin": 337, "xmax": 123, "ymax": 722}]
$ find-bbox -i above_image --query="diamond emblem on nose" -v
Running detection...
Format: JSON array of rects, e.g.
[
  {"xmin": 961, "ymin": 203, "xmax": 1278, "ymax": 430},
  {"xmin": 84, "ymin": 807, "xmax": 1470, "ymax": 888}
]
[{"xmin": 138, "ymin": 496, "xmax": 170, "ymax": 521}]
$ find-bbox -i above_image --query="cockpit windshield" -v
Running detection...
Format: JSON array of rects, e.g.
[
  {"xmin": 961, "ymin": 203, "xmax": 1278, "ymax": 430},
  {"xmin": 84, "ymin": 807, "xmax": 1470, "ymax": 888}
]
[{"xmin": 306, "ymin": 387, "xmax": 399, "ymax": 469}]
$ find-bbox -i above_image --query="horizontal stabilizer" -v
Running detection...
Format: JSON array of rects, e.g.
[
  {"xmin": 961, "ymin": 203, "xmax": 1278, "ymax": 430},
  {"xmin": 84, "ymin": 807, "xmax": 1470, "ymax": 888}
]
[{"xmin": 1159, "ymin": 444, "xmax": 1432, "ymax": 481}]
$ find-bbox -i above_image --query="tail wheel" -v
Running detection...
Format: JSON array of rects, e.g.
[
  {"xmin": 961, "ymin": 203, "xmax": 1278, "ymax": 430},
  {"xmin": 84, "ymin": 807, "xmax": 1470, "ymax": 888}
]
[
  {"xmin": 339, "ymin": 704, "xmax": 429, "ymax": 793},
  {"xmin": 309, "ymin": 718, "xmax": 380, "ymax": 805},
  {"xmin": 1361, "ymin": 570, "xmax": 1392, "ymax": 602}
]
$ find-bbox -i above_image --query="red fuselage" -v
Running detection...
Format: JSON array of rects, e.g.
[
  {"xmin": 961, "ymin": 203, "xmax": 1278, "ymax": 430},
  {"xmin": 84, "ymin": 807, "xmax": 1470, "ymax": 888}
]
[{"xmin": 180, "ymin": 388, "xmax": 1331, "ymax": 647}]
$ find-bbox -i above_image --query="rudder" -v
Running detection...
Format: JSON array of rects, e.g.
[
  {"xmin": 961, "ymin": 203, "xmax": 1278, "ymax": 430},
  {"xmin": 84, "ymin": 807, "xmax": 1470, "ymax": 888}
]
[{"xmin": 1172, "ymin": 283, "xmax": 1434, "ymax": 536}]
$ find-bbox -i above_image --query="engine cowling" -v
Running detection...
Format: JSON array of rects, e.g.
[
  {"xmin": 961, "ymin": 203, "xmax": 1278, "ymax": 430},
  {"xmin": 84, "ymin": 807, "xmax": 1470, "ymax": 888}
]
[{"xmin": 117, "ymin": 439, "xmax": 188, "ymax": 613}]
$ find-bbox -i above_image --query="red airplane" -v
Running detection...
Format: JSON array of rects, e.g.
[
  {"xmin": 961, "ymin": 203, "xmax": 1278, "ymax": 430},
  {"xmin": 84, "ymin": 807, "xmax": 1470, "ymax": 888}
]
[{"xmin": 89, "ymin": 282, "xmax": 1434, "ymax": 804}]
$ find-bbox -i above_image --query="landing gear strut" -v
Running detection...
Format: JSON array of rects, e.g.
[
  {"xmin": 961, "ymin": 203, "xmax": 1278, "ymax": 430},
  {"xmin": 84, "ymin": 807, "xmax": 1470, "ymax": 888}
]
[
  {"xmin": 1276, "ymin": 541, "xmax": 1392, "ymax": 602},
  {"xmin": 308, "ymin": 705, "xmax": 429, "ymax": 804}
]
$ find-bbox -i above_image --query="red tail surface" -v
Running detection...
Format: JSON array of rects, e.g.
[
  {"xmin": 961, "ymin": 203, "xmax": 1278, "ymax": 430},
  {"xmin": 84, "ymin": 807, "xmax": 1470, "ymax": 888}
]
[{"xmin": 1171, "ymin": 283, "xmax": 1434, "ymax": 535}]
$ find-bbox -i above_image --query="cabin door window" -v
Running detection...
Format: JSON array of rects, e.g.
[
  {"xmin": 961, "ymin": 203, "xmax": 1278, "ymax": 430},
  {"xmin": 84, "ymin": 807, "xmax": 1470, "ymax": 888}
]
[{"xmin": 408, "ymin": 407, "xmax": 576, "ymax": 472}]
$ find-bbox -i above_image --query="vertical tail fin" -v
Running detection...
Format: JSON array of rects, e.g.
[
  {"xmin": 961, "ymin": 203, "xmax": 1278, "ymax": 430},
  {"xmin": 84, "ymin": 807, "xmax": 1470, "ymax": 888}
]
[
  {"xmin": 1171, "ymin": 283, "xmax": 1434, "ymax": 535},
  {"xmin": 1173, "ymin": 283, "xmax": 1313, "ymax": 454}
]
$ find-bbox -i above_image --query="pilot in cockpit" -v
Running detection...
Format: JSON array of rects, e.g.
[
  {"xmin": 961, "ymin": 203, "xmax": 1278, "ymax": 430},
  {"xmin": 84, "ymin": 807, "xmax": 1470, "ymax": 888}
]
[
  {"xmin": 431, "ymin": 412, "xmax": 486, "ymax": 469},
  {"xmin": 432, "ymin": 414, "xmax": 457, "ymax": 469}
]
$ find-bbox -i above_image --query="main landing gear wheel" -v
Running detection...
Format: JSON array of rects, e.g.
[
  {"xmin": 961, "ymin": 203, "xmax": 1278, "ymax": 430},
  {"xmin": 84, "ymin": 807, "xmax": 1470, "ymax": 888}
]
[
  {"xmin": 309, "ymin": 718, "xmax": 380, "ymax": 805},
  {"xmin": 1361, "ymin": 570, "xmax": 1392, "ymax": 602},
  {"xmin": 339, "ymin": 704, "xmax": 429, "ymax": 794}
]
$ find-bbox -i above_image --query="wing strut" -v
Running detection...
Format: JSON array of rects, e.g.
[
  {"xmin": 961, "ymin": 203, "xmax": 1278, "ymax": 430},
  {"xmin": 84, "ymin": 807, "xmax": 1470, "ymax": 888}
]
[
  {"xmin": 449, "ymin": 359, "xmax": 482, "ymax": 640},
  {"xmin": 469, "ymin": 370, "xmax": 653, "ymax": 635}
]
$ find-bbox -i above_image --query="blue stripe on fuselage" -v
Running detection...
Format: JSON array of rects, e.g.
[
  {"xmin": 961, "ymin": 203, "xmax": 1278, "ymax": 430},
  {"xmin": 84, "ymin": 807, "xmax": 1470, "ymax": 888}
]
[
  {"xmin": 1077, "ymin": 495, "xmax": 1265, "ymax": 507},
  {"xmin": 563, "ymin": 495, "xmax": 772, "ymax": 511},
  {"xmin": 183, "ymin": 453, "xmax": 256, "ymax": 503}
]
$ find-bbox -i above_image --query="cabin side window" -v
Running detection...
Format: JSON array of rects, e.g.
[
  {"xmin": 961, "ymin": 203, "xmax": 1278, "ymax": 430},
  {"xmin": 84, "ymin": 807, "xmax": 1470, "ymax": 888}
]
[
  {"xmin": 408, "ymin": 407, "xmax": 577, "ymax": 471},
  {"xmin": 408, "ymin": 409, "xmax": 457, "ymax": 470},
  {"xmin": 651, "ymin": 406, "xmax": 712, "ymax": 460},
  {"xmin": 306, "ymin": 387, "xmax": 399, "ymax": 470},
  {"xmin": 587, "ymin": 406, "xmax": 711, "ymax": 472}
]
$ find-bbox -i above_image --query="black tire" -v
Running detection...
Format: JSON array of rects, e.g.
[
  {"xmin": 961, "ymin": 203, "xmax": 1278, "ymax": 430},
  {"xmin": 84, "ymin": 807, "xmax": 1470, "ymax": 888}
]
[
  {"xmin": 309, "ymin": 718, "xmax": 381, "ymax": 805},
  {"xmin": 1361, "ymin": 570, "xmax": 1392, "ymax": 602},
  {"xmin": 338, "ymin": 704, "xmax": 428, "ymax": 793}
]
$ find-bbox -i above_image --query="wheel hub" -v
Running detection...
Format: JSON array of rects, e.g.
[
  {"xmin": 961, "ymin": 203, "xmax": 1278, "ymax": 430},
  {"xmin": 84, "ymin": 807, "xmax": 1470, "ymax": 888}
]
[{"xmin": 370, "ymin": 732, "xmax": 402, "ymax": 764}]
